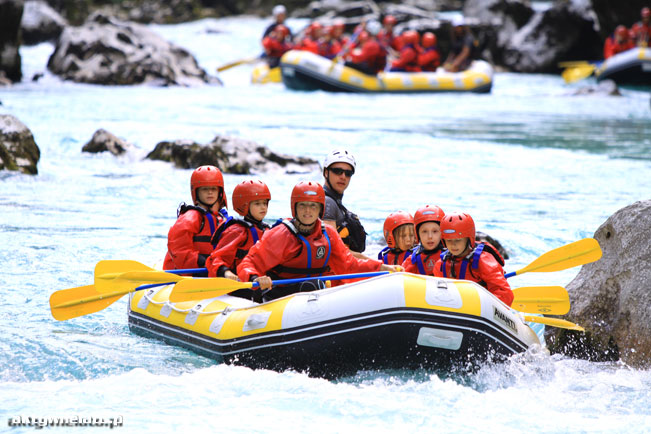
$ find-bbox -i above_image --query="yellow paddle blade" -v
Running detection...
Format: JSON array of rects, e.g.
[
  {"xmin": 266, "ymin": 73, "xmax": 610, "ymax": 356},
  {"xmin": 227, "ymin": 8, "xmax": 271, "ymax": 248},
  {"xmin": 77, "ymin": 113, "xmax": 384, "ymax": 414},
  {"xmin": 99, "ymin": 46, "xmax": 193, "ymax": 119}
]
[
  {"xmin": 524, "ymin": 315, "xmax": 584, "ymax": 332},
  {"xmin": 169, "ymin": 278, "xmax": 254, "ymax": 303},
  {"xmin": 50, "ymin": 285, "xmax": 128, "ymax": 321},
  {"xmin": 562, "ymin": 64, "xmax": 596, "ymax": 83},
  {"xmin": 512, "ymin": 286, "xmax": 570, "ymax": 315},
  {"xmin": 94, "ymin": 260, "xmax": 184, "ymax": 292},
  {"xmin": 513, "ymin": 238, "xmax": 601, "ymax": 276}
]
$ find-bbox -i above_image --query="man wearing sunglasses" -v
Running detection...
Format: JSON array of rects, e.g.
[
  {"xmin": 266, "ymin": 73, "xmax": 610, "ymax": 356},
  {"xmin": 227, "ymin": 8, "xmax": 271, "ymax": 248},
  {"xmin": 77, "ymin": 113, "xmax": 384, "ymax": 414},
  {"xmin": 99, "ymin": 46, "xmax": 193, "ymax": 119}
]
[{"xmin": 322, "ymin": 149, "xmax": 368, "ymax": 257}]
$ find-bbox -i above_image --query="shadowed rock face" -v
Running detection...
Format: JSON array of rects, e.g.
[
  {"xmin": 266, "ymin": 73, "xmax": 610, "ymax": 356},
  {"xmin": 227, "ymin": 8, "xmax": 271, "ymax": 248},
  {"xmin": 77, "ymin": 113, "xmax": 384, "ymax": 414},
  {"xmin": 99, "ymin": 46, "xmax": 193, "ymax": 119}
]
[
  {"xmin": 21, "ymin": 0, "xmax": 68, "ymax": 45},
  {"xmin": 0, "ymin": 115, "xmax": 41, "ymax": 175},
  {"xmin": 47, "ymin": 12, "xmax": 216, "ymax": 86},
  {"xmin": 0, "ymin": 0, "xmax": 23, "ymax": 83},
  {"xmin": 82, "ymin": 129, "xmax": 134, "ymax": 156},
  {"xmin": 548, "ymin": 200, "xmax": 651, "ymax": 368},
  {"xmin": 146, "ymin": 135, "xmax": 319, "ymax": 175}
]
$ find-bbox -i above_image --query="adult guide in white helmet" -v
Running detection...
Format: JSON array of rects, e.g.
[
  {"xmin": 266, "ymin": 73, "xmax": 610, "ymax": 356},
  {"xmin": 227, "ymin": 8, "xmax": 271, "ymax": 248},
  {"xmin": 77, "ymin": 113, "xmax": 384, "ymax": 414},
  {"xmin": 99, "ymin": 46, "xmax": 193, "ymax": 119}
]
[{"xmin": 322, "ymin": 149, "xmax": 368, "ymax": 256}]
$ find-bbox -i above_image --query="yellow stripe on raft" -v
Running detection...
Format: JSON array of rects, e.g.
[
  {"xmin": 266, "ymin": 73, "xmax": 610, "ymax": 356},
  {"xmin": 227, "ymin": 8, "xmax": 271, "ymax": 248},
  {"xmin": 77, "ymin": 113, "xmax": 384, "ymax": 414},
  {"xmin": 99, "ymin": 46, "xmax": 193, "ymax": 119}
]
[{"xmin": 402, "ymin": 274, "xmax": 481, "ymax": 315}]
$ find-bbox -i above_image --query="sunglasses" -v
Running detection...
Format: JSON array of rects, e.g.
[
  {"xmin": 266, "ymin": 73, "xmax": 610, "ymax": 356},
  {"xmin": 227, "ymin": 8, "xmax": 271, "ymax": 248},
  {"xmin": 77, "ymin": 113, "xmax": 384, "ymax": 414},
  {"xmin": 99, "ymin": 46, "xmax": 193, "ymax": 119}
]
[{"xmin": 329, "ymin": 167, "xmax": 354, "ymax": 177}]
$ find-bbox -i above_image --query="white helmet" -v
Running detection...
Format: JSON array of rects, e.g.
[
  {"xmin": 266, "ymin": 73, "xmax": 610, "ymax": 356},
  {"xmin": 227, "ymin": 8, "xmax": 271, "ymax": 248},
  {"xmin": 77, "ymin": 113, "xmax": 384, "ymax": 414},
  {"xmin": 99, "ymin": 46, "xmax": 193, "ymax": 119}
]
[
  {"xmin": 272, "ymin": 4, "xmax": 286, "ymax": 17},
  {"xmin": 323, "ymin": 149, "xmax": 356, "ymax": 173},
  {"xmin": 366, "ymin": 20, "xmax": 381, "ymax": 36}
]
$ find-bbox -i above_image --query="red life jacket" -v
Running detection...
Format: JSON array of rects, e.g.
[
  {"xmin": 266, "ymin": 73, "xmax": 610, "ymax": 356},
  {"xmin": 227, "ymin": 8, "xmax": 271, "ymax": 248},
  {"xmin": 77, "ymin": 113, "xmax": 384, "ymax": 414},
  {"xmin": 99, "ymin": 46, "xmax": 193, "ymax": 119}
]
[
  {"xmin": 163, "ymin": 204, "xmax": 227, "ymax": 271},
  {"xmin": 391, "ymin": 44, "xmax": 421, "ymax": 72},
  {"xmin": 632, "ymin": 22, "xmax": 651, "ymax": 46},
  {"xmin": 378, "ymin": 246, "xmax": 413, "ymax": 265},
  {"xmin": 402, "ymin": 244, "xmax": 443, "ymax": 275},
  {"xmin": 418, "ymin": 47, "xmax": 441, "ymax": 71},
  {"xmin": 268, "ymin": 220, "xmax": 332, "ymax": 279},
  {"xmin": 208, "ymin": 217, "xmax": 269, "ymax": 274}
]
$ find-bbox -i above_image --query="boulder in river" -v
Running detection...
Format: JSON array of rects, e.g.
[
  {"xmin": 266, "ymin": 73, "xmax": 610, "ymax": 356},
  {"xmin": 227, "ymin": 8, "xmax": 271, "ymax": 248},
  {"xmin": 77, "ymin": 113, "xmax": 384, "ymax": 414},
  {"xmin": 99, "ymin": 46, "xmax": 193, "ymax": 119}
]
[
  {"xmin": 47, "ymin": 12, "xmax": 217, "ymax": 86},
  {"xmin": 547, "ymin": 200, "xmax": 651, "ymax": 368},
  {"xmin": 82, "ymin": 129, "xmax": 134, "ymax": 156},
  {"xmin": 0, "ymin": 114, "xmax": 41, "ymax": 175},
  {"xmin": 0, "ymin": 0, "xmax": 23, "ymax": 83},
  {"xmin": 21, "ymin": 0, "xmax": 68, "ymax": 45},
  {"xmin": 146, "ymin": 134, "xmax": 320, "ymax": 175}
]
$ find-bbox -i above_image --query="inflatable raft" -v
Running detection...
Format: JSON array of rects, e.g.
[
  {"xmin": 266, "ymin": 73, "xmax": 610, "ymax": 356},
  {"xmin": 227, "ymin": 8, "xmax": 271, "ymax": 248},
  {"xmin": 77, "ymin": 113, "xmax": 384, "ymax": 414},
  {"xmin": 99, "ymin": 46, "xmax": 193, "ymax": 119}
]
[
  {"xmin": 279, "ymin": 50, "xmax": 493, "ymax": 93},
  {"xmin": 128, "ymin": 272, "xmax": 544, "ymax": 378},
  {"xmin": 251, "ymin": 63, "xmax": 281, "ymax": 84},
  {"xmin": 596, "ymin": 47, "xmax": 651, "ymax": 85}
]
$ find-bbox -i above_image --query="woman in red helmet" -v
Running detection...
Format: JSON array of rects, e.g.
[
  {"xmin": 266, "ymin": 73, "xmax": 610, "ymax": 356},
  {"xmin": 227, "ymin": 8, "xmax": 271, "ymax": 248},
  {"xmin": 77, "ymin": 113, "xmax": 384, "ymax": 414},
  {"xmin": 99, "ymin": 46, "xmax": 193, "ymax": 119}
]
[
  {"xmin": 238, "ymin": 181, "xmax": 397, "ymax": 301},
  {"xmin": 206, "ymin": 179, "xmax": 271, "ymax": 293},
  {"xmin": 390, "ymin": 30, "xmax": 422, "ymax": 72},
  {"xmin": 631, "ymin": 7, "xmax": 650, "ymax": 47},
  {"xmin": 378, "ymin": 211, "xmax": 416, "ymax": 265},
  {"xmin": 163, "ymin": 165, "xmax": 229, "ymax": 273},
  {"xmin": 418, "ymin": 32, "xmax": 441, "ymax": 71},
  {"xmin": 433, "ymin": 212, "xmax": 513, "ymax": 306},
  {"xmin": 402, "ymin": 205, "xmax": 445, "ymax": 275}
]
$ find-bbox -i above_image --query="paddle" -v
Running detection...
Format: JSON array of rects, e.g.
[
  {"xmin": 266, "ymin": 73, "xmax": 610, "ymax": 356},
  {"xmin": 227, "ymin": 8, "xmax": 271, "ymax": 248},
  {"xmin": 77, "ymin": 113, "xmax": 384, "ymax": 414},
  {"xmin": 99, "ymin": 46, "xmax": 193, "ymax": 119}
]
[
  {"xmin": 216, "ymin": 56, "xmax": 260, "ymax": 73},
  {"xmin": 511, "ymin": 286, "xmax": 569, "ymax": 315},
  {"xmin": 94, "ymin": 260, "xmax": 202, "ymax": 292},
  {"xmin": 504, "ymin": 238, "xmax": 601, "ymax": 278},
  {"xmin": 168, "ymin": 271, "xmax": 390, "ymax": 303},
  {"xmin": 523, "ymin": 315, "xmax": 584, "ymax": 331},
  {"xmin": 559, "ymin": 61, "xmax": 602, "ymax": 83},
  {"xmin": 50, "ymin": 282, "xmax": 174, "ymax": 321}
]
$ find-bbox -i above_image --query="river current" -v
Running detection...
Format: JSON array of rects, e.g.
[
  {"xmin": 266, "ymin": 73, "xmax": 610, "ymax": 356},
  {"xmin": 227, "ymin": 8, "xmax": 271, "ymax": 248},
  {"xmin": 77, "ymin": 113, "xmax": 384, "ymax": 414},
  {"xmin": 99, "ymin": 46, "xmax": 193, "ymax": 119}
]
[{"xmin": 1, "ymin": 17, "xmax": 650, "ymax": 433}]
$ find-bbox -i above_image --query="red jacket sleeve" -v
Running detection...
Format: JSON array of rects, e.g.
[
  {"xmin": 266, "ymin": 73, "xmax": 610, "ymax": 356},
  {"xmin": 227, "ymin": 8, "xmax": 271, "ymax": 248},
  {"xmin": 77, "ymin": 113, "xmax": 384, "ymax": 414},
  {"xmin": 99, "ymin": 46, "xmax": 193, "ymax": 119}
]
[
  {"xmin": 401, "ymin": 255, "xmax": 419, "ymax": 274},
  {"xmin": 477, "ymin": 253, "xmax": 513, "ymax": 307},
  {"xmin": 164, "ymin": 210, "xmax": 203, "ymax": 270},
  {"xmin": 206, "ymin": 225, "xmax": 249, "ymax": 277},
  {"xmin": 325, "ymin": 225, "xmax": 382, "ymax": 275},
  {"xmin": 392, "ymin": 47, "xmax": 417, "ymax": 69},
  {"xmin": 604, "ymin": 37, "xmax": 615, "ymax": 59}
]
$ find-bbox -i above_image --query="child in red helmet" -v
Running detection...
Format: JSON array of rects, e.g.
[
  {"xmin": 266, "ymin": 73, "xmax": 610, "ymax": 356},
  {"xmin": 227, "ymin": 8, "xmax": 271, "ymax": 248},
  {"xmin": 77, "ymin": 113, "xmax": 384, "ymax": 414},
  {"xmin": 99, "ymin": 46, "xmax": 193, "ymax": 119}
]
[
  {"xmin": 238, "ymin": 181, "xmax": 398, "ymax": 301},
  {"xmin": 631, "ymin": 7, "xmax": 650, "ymax": 47},
  {"xmin": 418, "ymin": 32, "xmax": 441, "ymax": 71},
  {"xmin": 433, "ymin": 212, "xmax": 513, "ymax": 306},
  {"xmin": 163, "ymin": 165, "xmax": 229, "ymax": 273},
  {"xmin": 378, "ymin": 211, "xmax": 416, "ymax": 265},
  {"xmin": 262, "ymin": 24, "xmax": 293, "ymax": 67},
  {"xmin": 390, "ymin": 30, "xmax": 422, "ymax": 72},
  {"xmin": 604, "ymin": 25, "xmax": 635, "ymax": 59},
  {"xmin": 402, "ymin": 205, "xmax": 445, "ymax": 275},
  {"xmin": 206, "ymin": 179, "xmax": 271, "ymax": 293}
]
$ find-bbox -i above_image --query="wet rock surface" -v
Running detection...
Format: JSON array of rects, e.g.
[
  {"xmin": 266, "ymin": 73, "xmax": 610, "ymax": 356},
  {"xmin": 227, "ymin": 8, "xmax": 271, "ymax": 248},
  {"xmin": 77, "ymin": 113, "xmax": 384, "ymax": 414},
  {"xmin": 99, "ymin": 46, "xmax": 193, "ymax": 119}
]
[{"xmin": 0, "ymin": 115, "xmax": 41, "ymax": 175}]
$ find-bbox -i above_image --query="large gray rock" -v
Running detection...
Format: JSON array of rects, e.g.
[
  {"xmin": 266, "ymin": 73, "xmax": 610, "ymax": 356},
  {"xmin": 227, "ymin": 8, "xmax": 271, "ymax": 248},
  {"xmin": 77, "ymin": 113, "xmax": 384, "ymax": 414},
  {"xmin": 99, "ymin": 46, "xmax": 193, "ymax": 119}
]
[
  {"xmin": 146, "ymin": 134, "xmax": 319, "ymax": 175},
  {"xmin": 82, "ymin": 128, "xmax": 134, "ymax": 156},
  {"xmin": 0, "ymin": 114, "xmax": 40, "ymax": 175},
  {"xmin": 548, "ymin": 200, "xmax": 651, "ymax": 368},
  {"xmin": 0, "ymin": 0, "xmax": 23, "ymax": 83},
  {"xmin": 21, "ymin": 0, "xmax": 67, "ymax": 45},
  {"xmin": 47, "ymin": 12, "xmax": 216, "ymax": 86}
]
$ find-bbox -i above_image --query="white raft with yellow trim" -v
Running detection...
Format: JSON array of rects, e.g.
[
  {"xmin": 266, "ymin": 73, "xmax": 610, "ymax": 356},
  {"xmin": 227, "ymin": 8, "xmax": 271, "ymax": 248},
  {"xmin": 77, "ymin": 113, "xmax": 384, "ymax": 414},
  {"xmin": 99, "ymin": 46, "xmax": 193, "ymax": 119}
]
[
  {"xmin": 128, "ymin": 273, "xmax": 543, "ymax": 377},
  {"xmin": 596, "ymin": 47, "xmax": 651, "ymax": 86},
  {"xmin": 279, "ymin": 50, "xmax": 493, "ymax": 93}
]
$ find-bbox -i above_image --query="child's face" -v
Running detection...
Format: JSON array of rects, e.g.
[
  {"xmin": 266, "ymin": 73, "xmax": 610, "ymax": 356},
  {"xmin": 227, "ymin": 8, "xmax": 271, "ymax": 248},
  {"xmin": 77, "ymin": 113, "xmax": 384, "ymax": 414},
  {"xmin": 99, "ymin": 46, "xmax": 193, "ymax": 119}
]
[
  {"xmin": 248, "ymin": 199, "xmax": 269, "ymax": 221},
  {"xmin": 295, "ymin": 202, "xmax": 320, "ymax": 226},
  {"xmin": 197, "ymin": 186, "xmax": 219, "ymax": 205},
  {"xmin": 445, "ymin": 238, "xmax": 470, "ymax": 257},
  {"xmin": 418, "ymin": 222, "xmax": 441, "ymax": 250},
  {"xmin": 394, "ymin": 224, "xmax": 415, "ymax": 251}
]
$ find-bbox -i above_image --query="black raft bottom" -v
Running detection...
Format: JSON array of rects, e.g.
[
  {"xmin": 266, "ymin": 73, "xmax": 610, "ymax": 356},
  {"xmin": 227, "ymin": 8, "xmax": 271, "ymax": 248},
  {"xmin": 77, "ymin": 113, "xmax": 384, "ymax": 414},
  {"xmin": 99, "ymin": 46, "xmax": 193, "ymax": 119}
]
[{"xmin": 128, "ymin": 308, "xmax": 525, "ymax": 380}]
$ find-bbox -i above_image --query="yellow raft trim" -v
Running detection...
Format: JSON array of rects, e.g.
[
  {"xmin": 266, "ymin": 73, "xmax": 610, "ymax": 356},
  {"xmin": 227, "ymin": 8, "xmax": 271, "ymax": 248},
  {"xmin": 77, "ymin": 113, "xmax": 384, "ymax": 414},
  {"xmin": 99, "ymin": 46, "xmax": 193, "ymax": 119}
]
[{"xmin": 402, "ymin": 274, "xmax": 481, "ymax": 315}]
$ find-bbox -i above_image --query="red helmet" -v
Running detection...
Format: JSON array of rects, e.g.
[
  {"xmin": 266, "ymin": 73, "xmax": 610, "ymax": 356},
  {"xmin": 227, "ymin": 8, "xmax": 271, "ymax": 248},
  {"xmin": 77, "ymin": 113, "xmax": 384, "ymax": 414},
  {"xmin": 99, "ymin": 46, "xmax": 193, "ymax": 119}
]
[
  {"xmin": 308, "ymin": 22, "xmax": 323, "ymax": 37},
  {"xmin": 290, "ymin": 181, "xmax": 325, "ymax": 219},
  {"xmin": 440, "ymin": 212, "xmax": 475, "ymax": 248},
  {"xmin": 421, "ymin": 32, "xmax": 437, "ymax": 48},
  {"xmin": 383, "ymin": 15, "xmax": 397, "ymax": 26},
  {"xmin": 191, "ymin": 165, "xmax": 226, "ymax": 207},
  {"xmin": 275, "ymin": 24, "xmax": 289, "ymax": 39},
  {"xmin": 357, "ymin": 31, "xmax": 369, "ymax": 43},
  {"xmin": 232, "ymin": 179, "xmax": 271, "ymax": 216},
  {"xmin": 402, "ymin": 30, "xmax": 420, "ymax": 46},
  {"xmin": 615, "ymin": 25, "xmax": 629, "ymax": 39},
  {"xmin": 414, "ymin": 205, "xmax": 445, "ymax": 242},
  {"xmin": 333, "ymin": 18, "xmax": 345, "ymax": 31},
  {"xmin": 383, "ymin": 211, "xmax": 414, "ymax": 248},
  {"xmin": 642, "ymin": 7, "xmax": 650, "ymax": 18}
]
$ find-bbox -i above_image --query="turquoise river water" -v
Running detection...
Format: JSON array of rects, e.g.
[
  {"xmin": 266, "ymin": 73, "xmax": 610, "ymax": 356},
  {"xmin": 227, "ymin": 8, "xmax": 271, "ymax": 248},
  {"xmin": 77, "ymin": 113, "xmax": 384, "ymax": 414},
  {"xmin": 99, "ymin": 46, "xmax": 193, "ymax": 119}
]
[{"xmin": 1, "ymin": 17, "xmax": 650, "ymax": 433}]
